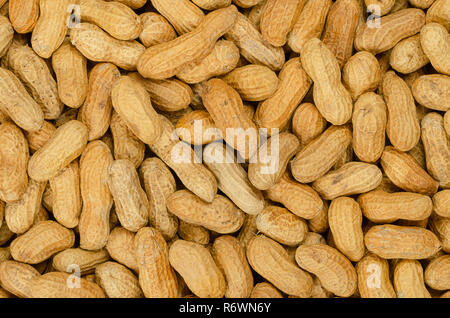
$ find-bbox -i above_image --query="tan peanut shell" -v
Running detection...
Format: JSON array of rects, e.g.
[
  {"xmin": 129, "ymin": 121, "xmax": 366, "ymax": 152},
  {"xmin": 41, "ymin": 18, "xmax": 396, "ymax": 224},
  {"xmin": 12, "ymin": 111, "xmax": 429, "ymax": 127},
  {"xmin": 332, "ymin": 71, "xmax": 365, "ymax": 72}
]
[
  {"xmin": 0, "ymin": 16, "xmax": 13, "ymax": 57},
  {"xmin": 106, "ymin": 227, "xmax": 139, "ymax": 272},
  {"xmin": 259, "ymin": 0, "xmax": 304, "ymax": 47},
  {"xmin": 95, "ymin": 261, "xmax": 143, "ymax": 298},
  {"xmin": 246, "ymin": 0, "xmax": 267, "ymax": 30},
  {"xmin": 429, "ymin": 213, "xmax": 450, "ymax": 253},
  {"xmin": 211, "ymin": 235, "xmax": 253, "ymax": 298},
  {"xmin": 356, "ymin": 254, "xmax": 396, "ymax": 298},
  {"xmin": 138, "ymin": 6, "xmax": 237, "ymax": 79},
  {"xmin": 287, "ymin": 0, "xmax": 332, "ymax": 53},
  {"xmin": 79, "ymin": 0, "xmax": 142, "ymax": 41},
  {"xmin": 0, "ymin": 122, "xmax": 28, "ymax": 203},
  {"xmin": 364, "ymin": 0, "xmax": 395, "ymax": 15},
  {"xmin": 5, "ymin": 41, "xmax": 63, "ymax": 120},
  {"xmin": 79, "ymin": 141, "xmax": 114, "ymax": 250},
  {"xmin": 139, "ymin": 12, "xmax": 176, "ymax": 47},
  {"xmin": 291, "ymin": 125, "xmax": 352, "ymax": 183},
  {"xmin": 111, "ymin": 75, "xmax": 162, "ymax": 145},
  {"xmin": 5, "ymin": 179, "xmax": 45, "ymax": 234},
  {"xmin": 176, "ymin": 110, "xmax": 222, "ymax": 145},
  {"xmin": 24, "ymin": 120, "xmax": 56, "ymax": 153},
  {"xmin": 135, "ymin": 227, "xmax": 179, "ymax": 298},
  {"xmin": 433, "ymin": 190, "xmax": 450, "ymax": 218},
  {"xmin": 30, "ymin": 0, "xmax": 71, "ymax": 58},
  {"xmin": 150, "ymin": 0, "xmax": 205, "ymax": 34},
  {"xmin": 0, "ymin": 67, "xmax": 44, "ymax": 132},
  {"xmin": 265, "ymin": 173, "xmax": 323, "ymax": 220},
  {"xmin": 28, "ymin": 120, "xmax": 88, "ymax": 182},
  {"xmin": 225, "ymin": 11, "xmax": 285, "ymax": 71},
  {"xmin": 352, "ymin": 92, "xmax": 387, "ymax": 163},
  {"xmin": 10, "ymin": 221, "xmax": 74, "ymax": 264},
  {"xmin": 222, "ymin": 64, "xmax": 279, "ymax": 102},
  {"xmin": 248, "ymin": 132, "xmax": 300, "ymax": 190},
  {"xmin": 110, "ymin": 111, "xmax": 145, "ymax": 168},
  {"xmin": 394, "ymin": 259, "xmax": 431, "ymax": 298},
  {"xmin": 50, "ymin": 161, "xmax": 81, "ymax": 229},
  {"xmin": 412, "ymin": 74, "xmax": 450, "ymax": 111},
  {"xmin": 381, "ymin": 146, "xmax": 439, "ymax": 195},
  {"xmin": 312, "ymin": 162, "xmax": 383, "ymax": 200},
  {"xmin": 139, "ymin": 158, "xmax": 179, "ymax": 240},
  {"xmin": 390, "ymin": 35, "xmax": 429, "ymax": 74},
  {"xmin": 0, "ymin": 260, "xmax": 40, "ymax": 298},
  {"xmin": 291, "ymin": 103, "xmax": 326, "ymax": 146},
  {"xmin": 70, "ymin": 23, "xmax": 145, "ymax": 71},
  {"xmin": 247, "ymin": 235, "xmax": 313, "ymax": 297},
  {"xmin": 107, "ymin": 159, "xmax": 149, "ymax": 232},
  {"xmin": 169, "ymin": 239, "xmax": 226, "ymax": 298},
  {"xmin": 29, "ymin": 272, "xmax": 105, "ymax": 298},
  {"xmin": 233, "ymin": 0, "xmax": 265, "ymax": 7},
  {"xmin": 167, "ymin": 190, "xmax": 244, "ymax": 234},
  {"xmin": 355, "ymin": 8, "xmax": 426, "ymax": 54},
  {"xmin": 237, "ymin": 214, "xmax": 257, "ymax": 249},
  {"xmin": 328, "ymin": 197, "xmax": 365, "ymax": 262},
  {"xmin": 79, "ymin": 63, "xmax": 119, "ymax": 141},
  {"xmin": 295, "ymin": 244, "xmax": 357, "ymax": 297},
  {"xmin": 203, "ymin": 142, "xmax": 265, "ymax": 215},
  {"xmin": 255, "ymin": 58, "xmax": 312, "ymax": 133},
  {"xmin": 177, "ymin": 39, "xmax": 240, "ymax": 84},
  {"xmin": 52, "ymin": 248, "xmax": 109, "ymax": 275},
  {"xmin": 420, "ymin": 22, "xmax": 450, "ymax": 75},
  {"xmin": 322, "ymin": 0, "xmax": 361, "ymax": 67},
  {"xmin": 383, "ymin": 71, "xmax": 421, "ymax": 152},
  {"xmin": 421, "ymin": 112, "xmax": 450, "ymax": 188},
  {"xmin": 202, "ymin": 78, "xmax": 259, "ymax": 160},
  {"xmin": 256, "ymin": 206, "xmax": 308, "ymax": 246},
  {"xmin": 426, "ymin": 0, "xmax": 449, "ymax": 30},
  {"xmin": 178, "ymin": 221, "xmax": 210, "ymax": 245},
  {"xmin": 300, "ymin": 38, "xmax": 353, "ymax": 125},
  {"xmin": 8, "ymin": 0, "xmax": 39, "ymax": 33},
  {"xmin": 424, "ymin": 255, "xmax": 450, "ymax": 290},
  {"xmin": 343, "ymin": 52, "xmax": 381, "ymax": 101},
  {"xmin": 148, "ymin": 115, "xmax": 217, "ymax": 202},
  {"xmin": 52, "ymin": 41, "xmax": 88, "ymax": 109},
  {"xmin": 358, "ymin": 190, "xmax": 433, "ymax": 223},
  {"xmin": 365, "ymin": 224, "xmax": 441, "ymax": 259},
  {"xmin": 250, "ymin": 282, "xmax": 283, "ymax": 298},
  {"xmin": 128, "ymin": 72, "xmax": 192, "ymax": 112}
]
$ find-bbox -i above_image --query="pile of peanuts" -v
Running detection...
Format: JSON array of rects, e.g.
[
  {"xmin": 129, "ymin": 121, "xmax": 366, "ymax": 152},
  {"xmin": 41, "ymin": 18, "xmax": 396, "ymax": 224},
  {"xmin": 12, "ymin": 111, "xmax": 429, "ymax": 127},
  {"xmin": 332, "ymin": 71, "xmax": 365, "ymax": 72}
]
[{"xmin": 0, "ymin": 0, "xmax": 449, "ymax": 298}]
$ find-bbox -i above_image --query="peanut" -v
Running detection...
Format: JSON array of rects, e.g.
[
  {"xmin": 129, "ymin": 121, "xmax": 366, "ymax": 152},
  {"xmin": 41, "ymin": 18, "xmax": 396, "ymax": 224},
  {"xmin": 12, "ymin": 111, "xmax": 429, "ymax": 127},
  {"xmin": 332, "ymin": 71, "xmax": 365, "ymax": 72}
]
[
  {"xmin": 254, "ymin": 58, "xmax": 312, "ymax": 133},
  {"xmin": 364, "ymin": 0, "xmax": 395, "ymax": 16},
  {"xmin": 225, "ymin": 11, "xmax": 285, "ymax": 71},
  {"xmin": 355, "ymin": 8, "xmax": 426, "ymax": 54},
  {"xmin": 356, "ymin": 253, "xmax": 396, "ymax": 298},
  {"xmin": 176, "ymin": 110, "xmax": 222, "ymax": 145},
  {"xmin": 0, "ymin": 15, "xmax": 13, "ymax": 57},
  {"xmin": 424, "ymin": 255, "xmax": 450, "ymax": 290},
  {"xmin": 95, "ymin": 261, "xmax": 143, "ymax": 298},
  {"xmin": 247, "ymin": 235, "xmax": 313, "ymax": 297},
  {"xmin": 291, "ymin": 103, "xmax": 326, "ymax": 147},
  {"xmin": 24, "ymin": 121, "xmax": 56, "ymax": 153},
  {"xmin": 0, "ymin": 260, "xmax": 40, "ymax": 298},
  {"xmin": 52, "ymin": 40, "xmax": 89, "ymax": 109},
  {"xmin": 426, "ymin": 0, "xmax": 449, "ymax": 30},
  {"xmin": 358, "ymin": 190, "xmax": 433, "ymax": 223},
  {"xmin": 178, "ymin": 221, "xmax": 210, "ymax": 245},
  {"xmin": 295, "ymin": 244, "xmax": 357, "ymax": 297},
  {"xmin": 139, "ymin": 158, "xmax": 179, "ymax": 240},
  {"xmin": 52, "ymin": 248, "xmax": 109, "ymax": 275},
  {"xmin": 420, "ymin": 23, "xmax": 450, "ymax": 75},
  {"xmin": 167, "ymin": 190, "xmax": 244, "ymax": 234},
  {"xmin": 364, "ymin": 224, "xmax": 441, "ymax": 259},
  {"xmin": 106, "ymin": 226, "xmax": 139, "ymax": 272},
  {"xmin": 10, "ymin": 220, "xmax": 75, "ymax": 264},
  {"xmin": 433, "ymin": 190, "xmax": 450, "ymax": 218},
  {"xmin": 79, "ymin": 141, "xmax": 114, "ymax": 250},
  {"xmin": 137, "ymin": 6, "xmax": 237, "ymax": 79},
  {"xmin": 287, "ymin": 0, "xmax": 332, "ymax": 53},
  {"xmin": 28, "ymin": 120, "xmax": 88, "ymax": 182},
  {"xmin": 139, "ymin": 12, "xmax": 177, "ymax": 47},
  {"xmin": 343, "ymin": 52, "xmax": 381, "ymax": 101},
  {"xmin": 300, "ymin": 38, "xmax": 353, "ymax": 125},
  {"xmin": 107, "ymin": 159, "xmax": 150, "ymax": 232},
  {"xmin": 394, "ymin": 259, "xmax": 431, "ymax": 298},
  {"xmin": 70, "ymin": 23, "xmax": 146, "ymax": 71},
  {"xmin": 135, "ymin": 227, "xmax": 179, "ymax": 298},
  {"xmin": 169, "ymin": 239, "xmax": 226, "ymax": 298},
  {"xmin": 193, "ymin": 0, "xmax": 232, "ymax": 10},
  {"xmin": 211, "ymin": 235, "xmax": 253, "ymax": 298},
  {"xmin": 0, "ymin": 122, "xmax": 28, "ymax": 203},
  {"xmin": 203, "ymin": 142, "xmax": 265, "ymax": 215},
  {"xmin": 328, "ymin": 197, "xmax": 365, "ymax": 262},
  {"xmin": 250, "ymin": 282, "xmax": 283, "ymax": 298}
]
